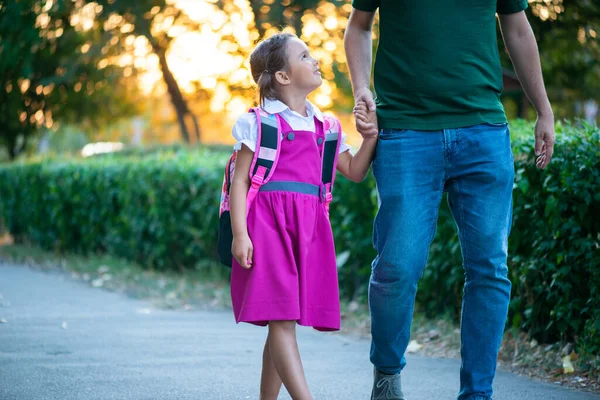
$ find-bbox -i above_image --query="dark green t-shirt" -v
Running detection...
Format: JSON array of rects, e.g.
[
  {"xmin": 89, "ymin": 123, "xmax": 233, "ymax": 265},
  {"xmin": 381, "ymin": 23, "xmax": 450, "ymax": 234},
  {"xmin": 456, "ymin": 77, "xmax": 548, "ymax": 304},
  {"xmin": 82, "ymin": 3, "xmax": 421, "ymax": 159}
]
[{"xmin": 351, "ymin": 0, "xmax": 528, "ymax": 130}]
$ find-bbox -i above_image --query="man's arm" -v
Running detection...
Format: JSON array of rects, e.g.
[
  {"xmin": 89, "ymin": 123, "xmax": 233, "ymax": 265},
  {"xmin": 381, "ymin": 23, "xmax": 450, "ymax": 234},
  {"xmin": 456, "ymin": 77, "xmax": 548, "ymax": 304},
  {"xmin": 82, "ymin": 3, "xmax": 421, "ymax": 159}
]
[
  {"xmin": 499, "ymin": 11, "xmax": 555, "ymax": 169},
  {"xmin": 344, "ymin": 9, "xmax": 377, "ymax": 111}
]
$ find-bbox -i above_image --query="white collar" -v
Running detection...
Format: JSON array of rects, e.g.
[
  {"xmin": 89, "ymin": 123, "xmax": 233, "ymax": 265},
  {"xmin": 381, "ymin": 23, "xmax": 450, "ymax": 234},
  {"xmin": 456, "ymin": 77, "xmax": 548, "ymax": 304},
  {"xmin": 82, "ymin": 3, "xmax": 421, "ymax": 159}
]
[{"xmin": 262, "ymin": 99, "xmax": 324, "ymax": 122}]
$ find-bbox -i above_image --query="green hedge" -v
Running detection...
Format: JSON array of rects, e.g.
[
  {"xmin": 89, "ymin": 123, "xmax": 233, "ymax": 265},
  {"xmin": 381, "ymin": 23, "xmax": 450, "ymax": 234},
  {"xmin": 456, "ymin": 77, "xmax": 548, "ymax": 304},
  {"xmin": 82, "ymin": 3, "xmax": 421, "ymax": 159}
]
[
  {"xmin": 0, "ymin": 149, "xmax": 228, "ymax": 269},
  {"xmin": 1, "ymin": 122, "xmax": 598, "ymax": 351}
]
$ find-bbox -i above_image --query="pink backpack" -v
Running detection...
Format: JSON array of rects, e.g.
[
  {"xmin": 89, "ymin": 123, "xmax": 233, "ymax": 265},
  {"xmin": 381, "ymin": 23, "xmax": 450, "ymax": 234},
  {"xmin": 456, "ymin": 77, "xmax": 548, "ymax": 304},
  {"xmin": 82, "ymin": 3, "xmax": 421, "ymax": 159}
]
[{"xmin": 217, "ymin": 107, "xmax": 342, "ymax": 267}]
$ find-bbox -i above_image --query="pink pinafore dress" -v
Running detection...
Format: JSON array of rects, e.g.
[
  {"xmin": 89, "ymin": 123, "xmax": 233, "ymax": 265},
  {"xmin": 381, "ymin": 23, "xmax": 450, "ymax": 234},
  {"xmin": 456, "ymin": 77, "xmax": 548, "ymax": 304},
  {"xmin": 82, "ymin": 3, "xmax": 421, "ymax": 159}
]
[{"xmin": 230, "ymin": 114, "xmax": 341, "ymax": 331}]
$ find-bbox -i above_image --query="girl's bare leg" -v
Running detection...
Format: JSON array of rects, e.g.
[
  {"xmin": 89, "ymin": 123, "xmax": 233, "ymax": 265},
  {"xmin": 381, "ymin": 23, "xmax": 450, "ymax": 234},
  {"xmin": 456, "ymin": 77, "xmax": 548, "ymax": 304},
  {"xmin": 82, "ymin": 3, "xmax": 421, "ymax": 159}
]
[
  {"xmin": 267, "ymin": 321, "xmax": 312, "ymax": 400},
  {"xmin": 260, "ymin": 335, "xmax": 283, "ymax": 400}
]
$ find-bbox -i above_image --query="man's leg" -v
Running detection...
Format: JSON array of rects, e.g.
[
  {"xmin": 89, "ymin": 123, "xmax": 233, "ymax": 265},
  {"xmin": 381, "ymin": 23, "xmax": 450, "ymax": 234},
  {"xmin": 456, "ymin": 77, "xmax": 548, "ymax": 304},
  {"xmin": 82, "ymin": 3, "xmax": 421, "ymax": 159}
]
[
  {"xmin": 445, "ymin": 124, "xmax": 514, "ymax": 400},
  {"xmin": 370, "ymin": 129, "xmax": 446, "ymax": 375}
]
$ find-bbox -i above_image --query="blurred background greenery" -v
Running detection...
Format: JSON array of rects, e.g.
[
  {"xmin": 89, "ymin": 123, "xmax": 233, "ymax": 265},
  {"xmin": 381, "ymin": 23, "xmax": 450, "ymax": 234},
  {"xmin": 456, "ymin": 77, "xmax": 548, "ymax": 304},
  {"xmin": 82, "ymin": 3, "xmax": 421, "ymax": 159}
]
[{"xmin": 0, "ymin": 0, "xmax": 598, "ymax": 160}]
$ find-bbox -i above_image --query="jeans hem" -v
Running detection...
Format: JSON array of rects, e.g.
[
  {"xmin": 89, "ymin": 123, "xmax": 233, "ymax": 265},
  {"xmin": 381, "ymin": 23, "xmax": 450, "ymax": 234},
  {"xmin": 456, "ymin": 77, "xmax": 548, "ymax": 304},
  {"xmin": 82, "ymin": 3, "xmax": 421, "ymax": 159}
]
[{"xmin": 375, "ymin": 367, "xmax": 401, "ymax": 375}]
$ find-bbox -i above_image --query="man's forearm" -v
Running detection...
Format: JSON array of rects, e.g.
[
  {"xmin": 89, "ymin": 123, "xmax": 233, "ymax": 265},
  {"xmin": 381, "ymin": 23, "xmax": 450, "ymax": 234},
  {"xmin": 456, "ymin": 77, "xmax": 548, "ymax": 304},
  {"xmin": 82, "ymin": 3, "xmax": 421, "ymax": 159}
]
[
  {"xmin": 344, "ymin": 25, "xmax": 373, "ymax": 94},
  {"xmin": 501, "ymin": 14, "xmax": 553, "ymax": 116}
]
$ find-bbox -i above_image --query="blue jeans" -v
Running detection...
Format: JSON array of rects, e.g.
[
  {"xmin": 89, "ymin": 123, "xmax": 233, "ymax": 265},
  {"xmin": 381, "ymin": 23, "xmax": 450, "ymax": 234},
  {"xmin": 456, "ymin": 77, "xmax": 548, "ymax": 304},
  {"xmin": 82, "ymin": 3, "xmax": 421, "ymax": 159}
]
[{"xmin": 369, "ymin": 124, "xmax": 514, "ymax": 400}]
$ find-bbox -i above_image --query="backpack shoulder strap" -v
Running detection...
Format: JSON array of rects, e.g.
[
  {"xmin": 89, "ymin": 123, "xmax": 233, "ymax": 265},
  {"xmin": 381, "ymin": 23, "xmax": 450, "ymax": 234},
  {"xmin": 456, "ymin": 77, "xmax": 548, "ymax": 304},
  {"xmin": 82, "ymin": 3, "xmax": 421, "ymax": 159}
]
[
  {"xmin": 219, "ymin": 151, "xmax": 237, "ymax": 216},
  {"xmin": 320, "ymin": 114, "xmax": 342, "ymax": 215},
  {"xmin": 246, "ymin": 107, "xmax": 282, "ymax": 214},
  {"xmin": 321, "ymin": 114, "xmax": 342, "ymax": 186}
]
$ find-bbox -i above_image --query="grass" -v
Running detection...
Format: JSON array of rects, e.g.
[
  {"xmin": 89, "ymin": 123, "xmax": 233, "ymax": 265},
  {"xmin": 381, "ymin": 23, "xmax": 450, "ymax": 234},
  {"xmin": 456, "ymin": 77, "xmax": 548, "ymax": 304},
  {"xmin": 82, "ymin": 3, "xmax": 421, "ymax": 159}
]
[{"xmin": 0, "ymin": 242, "xmax": 231, "ymax": 311}]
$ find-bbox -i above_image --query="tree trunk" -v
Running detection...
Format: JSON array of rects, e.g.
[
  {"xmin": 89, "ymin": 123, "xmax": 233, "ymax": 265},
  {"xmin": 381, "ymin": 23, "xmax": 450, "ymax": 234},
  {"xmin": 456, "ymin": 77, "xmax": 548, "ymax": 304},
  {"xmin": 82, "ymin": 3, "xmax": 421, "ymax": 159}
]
[
  {"xmin": 189, "ymin": 114, "xmax": 201, "ymax": 142},
  {"xmin": 7, "ymin": 134, "xmax": 27, "ymax": 161},
  {"xmin": 8, "ymin": 146, "xmax": 17, "ymax": 161},
  {"xmin": 292, "ymin": 11, "xmax": 305, "ymax": 37},
  {"xmin": 154, "ymin": 45, "xmax": 201, "ymax": 143}
]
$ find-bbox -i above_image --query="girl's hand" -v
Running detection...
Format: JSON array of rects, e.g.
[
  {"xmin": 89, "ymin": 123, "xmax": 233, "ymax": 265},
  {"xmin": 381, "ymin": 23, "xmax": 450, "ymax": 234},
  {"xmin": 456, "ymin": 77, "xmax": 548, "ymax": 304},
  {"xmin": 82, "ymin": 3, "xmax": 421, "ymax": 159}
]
[
  {"xmin": 232, "ymin": 234, "xmax": 254, "ymax": 269},
  {"xmin": 353, "ymin": 101, "xmax": 379, "ymax": 138}
]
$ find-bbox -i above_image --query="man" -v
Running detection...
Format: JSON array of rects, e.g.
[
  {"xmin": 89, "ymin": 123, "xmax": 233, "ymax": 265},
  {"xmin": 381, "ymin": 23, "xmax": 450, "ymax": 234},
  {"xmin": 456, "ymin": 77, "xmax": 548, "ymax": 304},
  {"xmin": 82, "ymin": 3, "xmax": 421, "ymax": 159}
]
[{"xmin": 343, "ymin": 1, "xmax": 556, "ymax": 399}]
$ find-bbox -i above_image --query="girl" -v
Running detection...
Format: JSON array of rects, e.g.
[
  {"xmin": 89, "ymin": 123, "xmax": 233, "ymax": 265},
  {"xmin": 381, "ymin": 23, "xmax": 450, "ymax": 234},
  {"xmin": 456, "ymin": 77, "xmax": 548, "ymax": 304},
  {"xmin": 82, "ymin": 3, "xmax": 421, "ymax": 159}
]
[{"xmin": 229, "ymin": 32, "xmax": 378, "ymax": 400}]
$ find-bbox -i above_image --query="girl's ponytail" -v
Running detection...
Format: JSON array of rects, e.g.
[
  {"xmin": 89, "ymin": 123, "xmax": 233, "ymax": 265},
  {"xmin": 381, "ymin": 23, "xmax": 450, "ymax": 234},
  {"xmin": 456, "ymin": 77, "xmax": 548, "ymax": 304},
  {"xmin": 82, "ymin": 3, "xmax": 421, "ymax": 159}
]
[{"xmin": 250, "ymin": 33, "xmax": 294, "ymax": 106}]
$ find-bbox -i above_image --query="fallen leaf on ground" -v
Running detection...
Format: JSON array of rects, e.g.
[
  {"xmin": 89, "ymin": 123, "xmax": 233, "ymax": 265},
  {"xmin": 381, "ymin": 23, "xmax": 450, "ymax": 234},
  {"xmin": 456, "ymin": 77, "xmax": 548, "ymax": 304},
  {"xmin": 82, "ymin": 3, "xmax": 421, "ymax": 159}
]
[
  {"xmin": 562, "ymin": 355, "xmax": 575, "ymax": 374},
  {"xmin": 427, "ymin": 329, "xmax": 441, "ymax": 340},
  {"xmin": 91, "ymin": 278, "xmax": 103, "ymax": 287},
  {"xmin": 407, "ymin": 340, "xmax": 423, "ymax": 353},
  {"xmin": 166, "ymin": 291, "xmax": 177, "ymax": 300}
]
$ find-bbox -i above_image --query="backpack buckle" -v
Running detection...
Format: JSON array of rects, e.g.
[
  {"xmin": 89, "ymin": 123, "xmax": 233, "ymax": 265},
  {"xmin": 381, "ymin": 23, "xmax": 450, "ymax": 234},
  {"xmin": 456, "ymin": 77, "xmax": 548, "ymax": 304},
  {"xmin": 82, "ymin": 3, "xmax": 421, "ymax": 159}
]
[{"xmin": 320, "ymin": 183, "xmax": 333, "ymax": 205}]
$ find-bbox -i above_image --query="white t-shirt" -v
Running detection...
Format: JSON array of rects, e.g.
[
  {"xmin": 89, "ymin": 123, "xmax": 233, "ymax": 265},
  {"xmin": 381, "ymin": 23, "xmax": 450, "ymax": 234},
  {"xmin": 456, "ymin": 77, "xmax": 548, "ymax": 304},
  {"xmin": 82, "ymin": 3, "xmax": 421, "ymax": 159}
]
[{"xmin": 232, "ymin": 99, "xmax": 351, "ymax": 154}]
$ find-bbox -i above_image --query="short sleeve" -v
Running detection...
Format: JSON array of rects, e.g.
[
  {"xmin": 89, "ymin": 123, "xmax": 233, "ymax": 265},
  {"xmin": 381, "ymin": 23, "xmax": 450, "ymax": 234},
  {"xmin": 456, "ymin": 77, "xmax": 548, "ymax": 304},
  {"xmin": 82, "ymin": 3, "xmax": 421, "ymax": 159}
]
[
  {"xmin": 232, "ymin": 113, "xmax": 258, "ymax": 152},
  {"xmin": 322, "ymin": 114, "xmax": 351, "ymax": 154},
  {"xmin": 352, "ymin": 0, "xmax": 379, "ymax": 12},
  {"xmin": 497, "ymin": 0, "xmax": 528, "ymax": 15},
  {"xmin": 339, "ymin": 132, "xmax": 351, "ymax": 154}
]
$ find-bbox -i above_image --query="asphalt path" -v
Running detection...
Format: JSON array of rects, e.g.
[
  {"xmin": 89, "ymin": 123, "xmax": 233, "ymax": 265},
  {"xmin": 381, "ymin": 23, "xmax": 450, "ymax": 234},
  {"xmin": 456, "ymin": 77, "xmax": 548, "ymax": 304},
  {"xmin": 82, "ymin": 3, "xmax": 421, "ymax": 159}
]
[{"xmin": 1, "ymin": 263, "xmax": 598, "ymax": 400}]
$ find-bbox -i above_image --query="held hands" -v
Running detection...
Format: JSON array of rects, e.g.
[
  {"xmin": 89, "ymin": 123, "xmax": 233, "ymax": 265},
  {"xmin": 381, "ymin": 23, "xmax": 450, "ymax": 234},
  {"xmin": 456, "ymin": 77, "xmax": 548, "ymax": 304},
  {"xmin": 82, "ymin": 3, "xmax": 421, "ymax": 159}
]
[
  {"xmin": 353, "ymin": 101, "xmax": 379, "ymax": 139},
  {"xmin": 232, "ymin": 234, "xmax": 253, "ymax": 269}
]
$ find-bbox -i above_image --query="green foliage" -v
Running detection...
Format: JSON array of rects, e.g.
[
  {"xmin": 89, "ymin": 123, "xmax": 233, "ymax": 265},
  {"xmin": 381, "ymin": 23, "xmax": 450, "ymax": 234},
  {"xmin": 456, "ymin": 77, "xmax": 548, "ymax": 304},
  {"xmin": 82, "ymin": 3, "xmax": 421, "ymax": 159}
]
[
  {"xmin": 526, "ymin": 1, "xmax": 600, "ymax": 102},
  {"xmin": 0, "ymin": 148, "xmax": 227, "ymax": 270},
  {"xmin": 1, "ymin": 122, "xmax": 598, "ymax": 351},
  {"xmin": 329, "ymin": 173, "xmax": 378, "ymax": 299},
  {"xmin": 497, "ymin": 0, "xmax": 600, "ymax": 120},
  {"xmin": 416, "ymin": 121, "xmax": 600, "ymax": 352},
  {"xmin": 509, "ymin": 121, "xmax": 600, "ymax": 350},
  {"xmin": 0, "ymin": 0, "xmax": 138, "ymax": 160}
]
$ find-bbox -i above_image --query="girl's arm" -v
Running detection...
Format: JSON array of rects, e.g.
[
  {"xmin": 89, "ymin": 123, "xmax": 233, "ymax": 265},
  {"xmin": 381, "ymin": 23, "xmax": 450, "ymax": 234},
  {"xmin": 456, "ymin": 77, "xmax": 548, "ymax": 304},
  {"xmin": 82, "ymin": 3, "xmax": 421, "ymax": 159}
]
[
  {"xmin": 229, "ymin": 145, "xmax": 255, "ymax": 268},
  {"xmin": 336, "ymin": 137, "xmax": 378, "ymax": 182}
]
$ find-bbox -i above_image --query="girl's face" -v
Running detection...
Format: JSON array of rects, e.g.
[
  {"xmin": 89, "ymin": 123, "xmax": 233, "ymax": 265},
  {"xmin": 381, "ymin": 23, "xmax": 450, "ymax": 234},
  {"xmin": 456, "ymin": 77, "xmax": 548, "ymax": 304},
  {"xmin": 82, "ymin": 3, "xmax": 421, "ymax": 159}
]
[{"xmin": 284, "ymin": 37, "xmax": 322, "ymax": 93}]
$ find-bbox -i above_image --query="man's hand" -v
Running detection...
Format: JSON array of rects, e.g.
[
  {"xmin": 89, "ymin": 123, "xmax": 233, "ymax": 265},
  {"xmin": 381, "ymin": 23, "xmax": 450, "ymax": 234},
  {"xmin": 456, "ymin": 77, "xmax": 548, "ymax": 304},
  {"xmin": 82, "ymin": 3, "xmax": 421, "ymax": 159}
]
[
  {"xmin": 353, "ymin": 88, "xmax": 377, "ymax": 137},
  {"xmin": 354, "ymin": 87, "xmax": 376, "ymax": 112},
  {"xmin": 534, "ymin": 113, "xmax": 556, "ymax": 169}
]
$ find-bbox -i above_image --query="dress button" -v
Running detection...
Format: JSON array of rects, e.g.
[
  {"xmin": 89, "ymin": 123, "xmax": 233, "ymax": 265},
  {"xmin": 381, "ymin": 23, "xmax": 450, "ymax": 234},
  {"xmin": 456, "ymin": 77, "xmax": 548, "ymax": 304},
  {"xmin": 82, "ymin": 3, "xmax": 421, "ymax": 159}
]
[
  {"xmin": 287, "ymin": 133, "xmax": 295, "ymax": 141},
  {"xmin": 317, "ymin": 137, "xmax": 323, "ymax": 145}
]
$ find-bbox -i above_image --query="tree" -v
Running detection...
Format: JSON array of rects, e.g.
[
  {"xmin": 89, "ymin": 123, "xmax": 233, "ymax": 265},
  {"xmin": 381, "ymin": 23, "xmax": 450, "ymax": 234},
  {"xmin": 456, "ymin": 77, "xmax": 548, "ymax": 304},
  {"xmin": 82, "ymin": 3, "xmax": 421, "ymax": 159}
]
[
  {"xmin": 528, "ymin": 0, "xmax": 600, "ymax": 101},
  {"xmin": 497, "ymin": 0, "xmax": 600, "ymax": 117},
  {"xmin": 245, "ymin": 0, "xmax": 355, "ymax": 111},
  {"xmin": 0, "ymin": 0, "xmax": 137, "ymax": 160},
  {"xmin": 250, "ymin": 0, "xmax": 319, "ymax": 38},
  {"xmin": 92, "ymin": 0, "xmax": 202, "ymax": 143}
]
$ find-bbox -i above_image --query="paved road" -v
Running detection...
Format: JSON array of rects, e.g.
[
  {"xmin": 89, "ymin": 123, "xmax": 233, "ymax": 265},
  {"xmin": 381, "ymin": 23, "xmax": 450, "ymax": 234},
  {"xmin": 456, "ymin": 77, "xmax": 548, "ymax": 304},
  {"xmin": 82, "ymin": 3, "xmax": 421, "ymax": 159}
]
[{"xmin": 1, "ymin": 263, "xmax": 598, "ymax": 400}]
